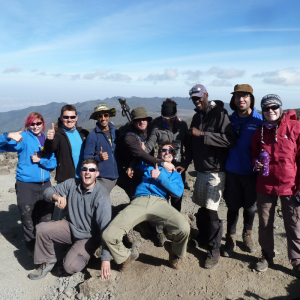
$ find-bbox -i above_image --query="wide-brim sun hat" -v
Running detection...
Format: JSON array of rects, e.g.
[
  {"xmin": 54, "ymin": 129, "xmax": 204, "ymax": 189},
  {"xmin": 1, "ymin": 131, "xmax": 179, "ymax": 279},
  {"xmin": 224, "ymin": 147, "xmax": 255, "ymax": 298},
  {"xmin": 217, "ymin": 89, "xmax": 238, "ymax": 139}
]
[
  {"xmin": 89, "ymin": 104, "xmax": 116, "ymax": 120},
  {"xmin": 130, "ymin": 107, "xmax": 152, "ymax": 122}
]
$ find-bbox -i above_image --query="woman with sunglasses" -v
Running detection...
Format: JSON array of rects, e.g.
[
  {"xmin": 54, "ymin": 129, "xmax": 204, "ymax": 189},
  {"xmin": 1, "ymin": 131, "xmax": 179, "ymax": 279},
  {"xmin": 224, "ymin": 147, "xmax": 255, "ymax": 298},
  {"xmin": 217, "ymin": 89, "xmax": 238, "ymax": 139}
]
[
  {"xmin": 145, "ymin": 98, "xmax": 188, "ymax": 212},
  {"xmin": 0, "ymin": 112, "xmax": 57, "ymax": 255},
  {"xmin": 251, "ymin": 94, "xmax": 300, "ymax": 277}
]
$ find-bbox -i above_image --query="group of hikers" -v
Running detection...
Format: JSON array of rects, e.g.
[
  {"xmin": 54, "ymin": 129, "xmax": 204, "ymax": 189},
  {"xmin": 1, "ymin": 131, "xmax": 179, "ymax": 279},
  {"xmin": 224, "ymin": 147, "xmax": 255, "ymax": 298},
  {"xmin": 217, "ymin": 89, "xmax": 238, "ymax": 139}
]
[{"xmin": 0, "ymin": 83, "xmax": 300, "ymax": 282}]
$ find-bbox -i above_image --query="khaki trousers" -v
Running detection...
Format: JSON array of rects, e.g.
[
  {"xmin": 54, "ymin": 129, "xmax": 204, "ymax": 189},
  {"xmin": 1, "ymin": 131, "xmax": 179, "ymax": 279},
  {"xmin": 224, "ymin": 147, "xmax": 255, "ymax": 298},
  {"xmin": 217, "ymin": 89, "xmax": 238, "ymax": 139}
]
[
  {"xmin": 103, "ymin": 195, "xmax": 190, "ymax": 264},
  {"xmin": 34, "ymin": 219, "xmax": 100, "ymax": 274}
]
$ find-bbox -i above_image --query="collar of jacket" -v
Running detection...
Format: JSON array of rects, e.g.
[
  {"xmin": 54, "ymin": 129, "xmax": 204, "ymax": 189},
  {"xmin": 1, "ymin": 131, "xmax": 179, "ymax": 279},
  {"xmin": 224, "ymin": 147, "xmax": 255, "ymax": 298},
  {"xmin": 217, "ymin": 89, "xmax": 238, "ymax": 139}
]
[{"xmin": 193, "ymin": 100, "xmax": 217, "ymax": 114}]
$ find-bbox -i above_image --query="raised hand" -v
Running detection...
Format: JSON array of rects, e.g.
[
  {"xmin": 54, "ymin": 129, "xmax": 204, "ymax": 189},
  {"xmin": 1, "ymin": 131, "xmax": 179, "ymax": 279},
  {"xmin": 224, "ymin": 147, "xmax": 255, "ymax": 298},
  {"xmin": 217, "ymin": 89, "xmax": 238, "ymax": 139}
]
[
  {"xmin": 7, "ymin": 129, "xmax": 23, "ymax": 143},
  {"xmin": 47, "ymin": 123, "xmax": 55, "ymax": 140},
  {"xmin": 99, "ymin": 147, "xmax": 109, "ymax": 161},
  {"xmin": 176, "ymin": 166, "xmax": 185, "ymax": 174},
  {"xmin": 31, "ymin": 150, "xmax": 41, "ymax": 163},
  {"xmin": 151, "ymin": 164, "xmax": 161, "ymax": 179},
  {"xmin": 163, "ymin": 162, "xmax": 175, "ymax": 172}
]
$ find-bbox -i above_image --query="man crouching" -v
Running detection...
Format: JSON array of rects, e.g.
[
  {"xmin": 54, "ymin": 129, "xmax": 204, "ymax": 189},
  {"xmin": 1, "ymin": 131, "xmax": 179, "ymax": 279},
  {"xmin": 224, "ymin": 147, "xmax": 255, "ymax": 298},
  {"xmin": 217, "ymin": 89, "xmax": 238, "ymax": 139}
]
[
  {"xmin": 103, "ymin": 141, "xmax": 190, "ymax": 271},
  {"xmin": 28, "ymin": 158, "xmax": 111, "ymax": 280}
]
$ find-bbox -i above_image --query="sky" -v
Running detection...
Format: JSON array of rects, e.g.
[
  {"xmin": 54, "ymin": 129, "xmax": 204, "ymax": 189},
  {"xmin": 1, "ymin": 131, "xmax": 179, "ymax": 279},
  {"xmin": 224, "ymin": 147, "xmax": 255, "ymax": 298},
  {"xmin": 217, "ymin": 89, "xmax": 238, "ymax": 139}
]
[{"xmin": 0, "ymin": 0, "xmax": 300, "ymax": 111}]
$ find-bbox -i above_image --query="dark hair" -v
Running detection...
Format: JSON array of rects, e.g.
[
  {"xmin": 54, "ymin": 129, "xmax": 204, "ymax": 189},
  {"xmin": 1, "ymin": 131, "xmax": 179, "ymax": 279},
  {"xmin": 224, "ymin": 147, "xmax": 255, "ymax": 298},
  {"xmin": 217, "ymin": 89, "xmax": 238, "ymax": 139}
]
[
  {"xmin": 163, "ymin": 98, "xmax": 177, "ymax": 105},
  {"xmin": 82, "ymin": 158, "xmax": 99, "ymax": 171},
  {"xmin": 24, "ymin": 112, "xmax": 46, "ymax": 132},
  {"xmin": 158, "ymin": 141, "xmax": 176, "ymax": 154},
  {"xmin": 61, "ymin": 104, "xmax": 77, "ymax": 116}
]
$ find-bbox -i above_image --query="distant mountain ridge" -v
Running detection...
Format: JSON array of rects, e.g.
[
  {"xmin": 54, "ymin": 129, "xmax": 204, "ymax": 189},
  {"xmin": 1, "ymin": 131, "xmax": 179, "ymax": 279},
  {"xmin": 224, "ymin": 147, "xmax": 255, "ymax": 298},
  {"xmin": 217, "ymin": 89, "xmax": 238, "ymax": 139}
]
[{"xmin": 0, "ymin": 97, "xmax": 232, "ymax": 132}]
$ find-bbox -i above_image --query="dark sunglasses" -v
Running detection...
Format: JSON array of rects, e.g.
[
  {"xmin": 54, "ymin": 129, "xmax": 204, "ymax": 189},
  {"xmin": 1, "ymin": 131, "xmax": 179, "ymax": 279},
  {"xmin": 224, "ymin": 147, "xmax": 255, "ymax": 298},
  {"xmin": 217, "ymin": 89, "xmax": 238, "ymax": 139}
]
[
  {"xmin": 97, "ymin": 113, "xmax": 109, "ymax": 119},
  {"xmin": 161, "ymin": 149, "xmax": 175, "ymax": 154},
  {"xmin": 189, "ymin": 87, "xmax": 202, "ymax": 96},
  {"xmin": 62, "ymin": 115, "xmax": 77, "ymax": 119},
  {"xmin": 262, "ymin": 105, "xmax": 280, "ymax": 112},
  {"xmin": 162, "ymin": 115, "xmax": 176, "ymax": 120},
  {"xmin": 81, "ymin": 167, "xmax": 97, "ymax": 172},
  {"xmin": 30, "ymin": 122, "xmax": 43, "ymax": 127},
  {"xmin": 236, "ymin": 122, "xmax": 242, "ymax": 138}
]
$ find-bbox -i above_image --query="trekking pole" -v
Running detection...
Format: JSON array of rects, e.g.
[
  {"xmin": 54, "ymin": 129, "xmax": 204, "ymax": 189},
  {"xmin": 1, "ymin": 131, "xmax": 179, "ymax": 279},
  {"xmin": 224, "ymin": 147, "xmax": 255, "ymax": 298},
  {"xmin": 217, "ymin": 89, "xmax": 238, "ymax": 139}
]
[{"xmin": 118, "ymin": 98, "xmax": 131, "ymax": 122}]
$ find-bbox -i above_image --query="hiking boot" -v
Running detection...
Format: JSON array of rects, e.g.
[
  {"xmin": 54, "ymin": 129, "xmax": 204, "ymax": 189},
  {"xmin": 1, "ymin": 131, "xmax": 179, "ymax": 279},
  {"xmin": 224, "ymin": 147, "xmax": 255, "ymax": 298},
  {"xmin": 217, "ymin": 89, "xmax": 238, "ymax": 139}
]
[
  {"xmin": 292, "ymin": 264, "xmax": 300, "ymax": 278},
  {"xmin": 242, "ymin": 230, "xmax": 257, "ymax": 253},
  {"xmin": 119, "ymin": 249, "xmax": 139, "ymax": 272},
  {"xmin": 28, "ymin": 258, "xmax": 57, "ymax": 280},
  {"xmin": 255, "ymin": 255, "xmax": 274, "ymax": 272},
  {"xmin": 164, "ymin": 241, "xmax": 181, "ymax": 270},
  {"xmin": 222, "ymin": 234, "xmax": 236, "ymax": 257},
  {"xmin": 204, "ymin": 250, "xmax": 220, "ymax": 269}
]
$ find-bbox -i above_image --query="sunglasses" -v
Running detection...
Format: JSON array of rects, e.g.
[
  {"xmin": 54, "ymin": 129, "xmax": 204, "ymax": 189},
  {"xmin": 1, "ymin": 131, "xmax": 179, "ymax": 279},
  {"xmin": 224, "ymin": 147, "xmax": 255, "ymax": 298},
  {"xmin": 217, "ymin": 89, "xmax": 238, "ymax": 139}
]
[
  {"xmin": 189, "ymin": 87, "xmax": 202, "ymax": 96},
  {"xmin": 30, "ymin": 122, "xmax": 43, "ymax": 127},
  {"xmin": 236, "ymin": 122, "xmax": 242, "ymax": 138},
  {"xmin": 97, "ymin": 113, "xmax": 109, "ymax": 119},
  {"xmin": 161, "ymin": 149, "xmax": 175, "ymax": 154},
  {"xmin": 162, "ymin": 115, "xmax": 176, "ymax": 120},
  {"xmin": 81, "ymin": 167, "xmax": 97, "ymax": 172},
  {"xmin": 262, "ymin": 105, "xmax": 280, "ymax": 112},
  {"xmin": 62, "ymin": 115, "xmax": 77, "ymax": 119}
]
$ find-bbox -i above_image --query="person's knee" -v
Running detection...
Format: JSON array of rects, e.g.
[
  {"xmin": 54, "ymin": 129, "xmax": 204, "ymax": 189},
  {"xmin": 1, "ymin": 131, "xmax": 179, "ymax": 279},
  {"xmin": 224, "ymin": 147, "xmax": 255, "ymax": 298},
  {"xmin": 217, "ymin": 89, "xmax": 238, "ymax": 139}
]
[
  {"xmin": 171, "ymin": 214, "xmax": 190, "ymax": 236},
  {"xmin": 63, "ymin": 254, "xmax": 87, "ymax": 275},
  {"xmin": 36, "ymin": 222, "xmax": 50, "ymax": 237},
  {"xmin": 102, "ymin": 225, "xmax": 119, "ymax": 245}
]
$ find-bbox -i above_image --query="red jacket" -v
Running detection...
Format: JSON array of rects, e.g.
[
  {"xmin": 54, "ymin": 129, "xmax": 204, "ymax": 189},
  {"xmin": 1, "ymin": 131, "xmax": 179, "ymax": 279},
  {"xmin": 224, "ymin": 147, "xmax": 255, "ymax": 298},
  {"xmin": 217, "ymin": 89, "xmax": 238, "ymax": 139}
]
[{"xmin": 251, "ymin": 110, "xmax": 300, "ymax": 195}]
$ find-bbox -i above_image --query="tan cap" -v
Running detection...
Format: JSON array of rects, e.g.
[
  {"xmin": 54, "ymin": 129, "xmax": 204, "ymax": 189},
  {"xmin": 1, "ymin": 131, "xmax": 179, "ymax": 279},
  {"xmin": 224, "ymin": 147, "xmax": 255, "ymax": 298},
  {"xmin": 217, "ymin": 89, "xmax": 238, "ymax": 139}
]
[{"xmin": 89, "ymin": 104, "xmax": 116, "ymax": 120}]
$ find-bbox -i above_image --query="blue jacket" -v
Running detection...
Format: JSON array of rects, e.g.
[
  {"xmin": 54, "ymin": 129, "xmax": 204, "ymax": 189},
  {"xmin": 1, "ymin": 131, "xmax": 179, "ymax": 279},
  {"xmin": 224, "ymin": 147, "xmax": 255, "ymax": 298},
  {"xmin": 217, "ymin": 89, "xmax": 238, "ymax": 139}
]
[
  {"xmin": 0, "ymin": 131, "xmax": 57, "ymax": 182},
  {"xmin": 134, "ymin": 162, "xmax": 184, "ymax": 199},
  {"xmin": 83, "ymin": 122, "xmax": 118, "ymax": 180},
  {"xmin": 225, "ymin": 109, "xmax": 263, "ymax": 175}
]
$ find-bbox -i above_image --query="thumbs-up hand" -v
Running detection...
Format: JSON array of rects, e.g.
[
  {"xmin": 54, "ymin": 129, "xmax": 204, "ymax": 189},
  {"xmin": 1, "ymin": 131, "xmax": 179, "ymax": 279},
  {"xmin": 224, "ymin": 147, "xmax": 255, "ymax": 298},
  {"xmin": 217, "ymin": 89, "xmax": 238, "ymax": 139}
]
[
  {"xmin": 151, "ymin": 163, "xmax": 161, "ymax": 179},
  {"xmin": 141, "ymin": 141, "xmax": 146, "ymax": 151},
  {"xmin": 8, "ymin": 128, "xmax": 24, "ymax": 143},
  {"xmin": 99, "ymin": 147, "xmax": 109, "ymax": 162},
  {"xmin": 31, "ymin": 150, "xmax": 41, "ymax": 163},
  {"xmin": 47, "ymin": 123, "xmax": 55, "ymax": 140}
]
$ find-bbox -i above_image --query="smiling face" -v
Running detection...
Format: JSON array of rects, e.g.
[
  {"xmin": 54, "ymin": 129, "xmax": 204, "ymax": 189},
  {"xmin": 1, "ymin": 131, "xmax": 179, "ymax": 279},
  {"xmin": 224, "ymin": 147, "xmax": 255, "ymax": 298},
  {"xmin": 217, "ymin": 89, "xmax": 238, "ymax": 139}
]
[
  {"xmin": 28, "ymin": 118, "xmax": 43, "ymax": 136},
  {"xmin": 192, "ymin": 93, "xmax": 209, "ymax": 111},
  {"xmin": 263, "ymin": 104, "xmax": 281, "ymax": 124},
  {"xmin": 234, "ymin": 92, "xmax": 252, "ymax": 113},
  {"xmin": 80, "ymin": 163, "xmax": 100, "ymax": 189},
  {"xmin": 97, "ymin": 112, "xmax": 110, "ymax": 130},
  {"xmin": 158, "ymin": 145, "xmax": 175, "ymax": 163},
  {"xmin": 60, "ymin": 110, "xmax": 78, "ymax": 129},
  {"xmin": 133, "ymin": 118, "xmax": 148, "ymax": 131}
]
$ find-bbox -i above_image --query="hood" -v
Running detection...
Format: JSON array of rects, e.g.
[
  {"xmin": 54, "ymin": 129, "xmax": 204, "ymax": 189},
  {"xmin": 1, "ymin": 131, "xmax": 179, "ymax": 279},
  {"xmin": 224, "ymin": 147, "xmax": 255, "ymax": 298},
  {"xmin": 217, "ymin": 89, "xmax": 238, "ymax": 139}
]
[
  {"xmin": 230, "ymin": 94, "xmax": 255, "ymax": 111},
  {"xmin": 282, "ymin": 110, "xmax": 297, "ymax": 123}
]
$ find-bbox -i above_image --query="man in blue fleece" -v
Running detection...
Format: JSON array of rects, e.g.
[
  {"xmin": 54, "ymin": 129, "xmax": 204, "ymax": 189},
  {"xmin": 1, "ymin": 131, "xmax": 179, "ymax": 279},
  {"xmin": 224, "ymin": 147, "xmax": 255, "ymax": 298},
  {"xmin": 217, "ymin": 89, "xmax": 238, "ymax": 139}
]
[
  {"xmin": 222, "ymin": 84, "xmax": 263, "ymax": 257},
  {"xmin": 103, "ymin": 141, "xmax": 190, "ymax": 271},
  {"xmin": 28, "ymin": 159, "xmax": 111, "ymax": 280}
]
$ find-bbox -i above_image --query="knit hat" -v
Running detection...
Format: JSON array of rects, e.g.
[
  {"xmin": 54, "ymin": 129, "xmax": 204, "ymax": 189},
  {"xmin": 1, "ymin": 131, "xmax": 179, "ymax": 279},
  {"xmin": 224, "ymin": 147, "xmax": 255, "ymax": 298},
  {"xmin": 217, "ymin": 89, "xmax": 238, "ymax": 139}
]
[
  {"xmin": 260, "ymin": 94, "xmax": 283, "ymax": 144},
  {"xmin": 261, "ymin": 94, "xmax": 283, "ymax": 117},
  {"xmin": 230, "ymin": 84, "xmax": 255, "ymax": 111},
  {"xmin": 89, "ymin": 104, "xmax": 116, "ymax": 120},
  {"xmin": 131, "ymin": 107, "xmax": 152, "ymax": 122}
]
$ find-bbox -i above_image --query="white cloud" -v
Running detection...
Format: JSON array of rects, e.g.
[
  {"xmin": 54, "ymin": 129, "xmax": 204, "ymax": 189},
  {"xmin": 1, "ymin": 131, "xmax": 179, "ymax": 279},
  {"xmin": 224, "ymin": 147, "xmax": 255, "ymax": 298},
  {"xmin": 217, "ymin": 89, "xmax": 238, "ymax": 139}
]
[
  {"xmin": 253, "ymin": 68, "xmax": 300, "ymax": 86},
  {"xmin": 70, "ymin": 74, "xmax": 81, "ymax": 80},
  {"xmin": 83, "ymin": 70, "xmax": 131, "ymax": 82},
  {"xmin": 207, "ymin": 66, "xmax": 245, "ymax": 79},
  {"xmin": 144, "ymin": 68, "xmax": 178, "ymax": 82},
  {"xmin": 209, "ymin": 79, "xmax": 231, "ymax": 87},
  {"xmin": 31, "ymin": 69, "xmax": 38, "ymax": 72},
  {"xmin": 38, "ymin": 72, "xmax": 46, "ymax": 76},
  {"xmin": 182, "ymin": 70, "xmax": 202, "ymax": 81},
  {"xmin": 3, "ymin": 66, "xmax": 22, "ymax": 73}
]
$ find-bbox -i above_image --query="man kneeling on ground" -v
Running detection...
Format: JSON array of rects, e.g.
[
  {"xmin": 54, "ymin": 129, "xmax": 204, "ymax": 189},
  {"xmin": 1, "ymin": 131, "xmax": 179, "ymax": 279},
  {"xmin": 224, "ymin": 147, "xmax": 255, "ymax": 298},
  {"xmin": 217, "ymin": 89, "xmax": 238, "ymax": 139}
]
[
  {"xmin": 28, "ymin": 158, "xmax": 112, "ymax": 280},
  {"xmin": 103, "ymin": 141, "xmax": 190, "ymax": 271}
]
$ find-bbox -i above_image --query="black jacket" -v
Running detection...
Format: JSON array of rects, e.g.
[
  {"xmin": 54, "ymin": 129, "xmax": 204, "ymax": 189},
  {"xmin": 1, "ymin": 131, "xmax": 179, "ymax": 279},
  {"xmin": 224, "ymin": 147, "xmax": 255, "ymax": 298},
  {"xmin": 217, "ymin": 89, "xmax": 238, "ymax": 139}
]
[
  {"xmin": 183, "ymin": 101, "xmax": 235, "ymax": 173},
  {"xmin": 44, "ymin": 125, "xmax": 89, "ymax": 182}
]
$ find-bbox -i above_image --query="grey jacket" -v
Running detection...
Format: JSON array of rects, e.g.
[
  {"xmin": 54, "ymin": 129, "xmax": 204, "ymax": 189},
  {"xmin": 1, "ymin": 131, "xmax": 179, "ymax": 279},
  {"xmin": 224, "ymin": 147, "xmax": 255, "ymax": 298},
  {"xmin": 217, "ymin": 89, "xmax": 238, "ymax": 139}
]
[
  {"xmin": 145, "ymin": 117, "xmax": 188, "ymax": 158},
  {"xmin": 44, "ymin": 179, "xmax": 111, "ymax": 261}
]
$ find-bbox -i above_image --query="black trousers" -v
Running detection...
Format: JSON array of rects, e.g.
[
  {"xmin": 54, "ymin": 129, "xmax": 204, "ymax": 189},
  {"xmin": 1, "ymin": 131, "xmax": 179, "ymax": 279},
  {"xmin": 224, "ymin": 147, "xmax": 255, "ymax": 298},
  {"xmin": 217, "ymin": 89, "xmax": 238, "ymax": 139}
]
[{"xmin": 15, "ymin": 180, "xmax": 54, "ymax": 251}]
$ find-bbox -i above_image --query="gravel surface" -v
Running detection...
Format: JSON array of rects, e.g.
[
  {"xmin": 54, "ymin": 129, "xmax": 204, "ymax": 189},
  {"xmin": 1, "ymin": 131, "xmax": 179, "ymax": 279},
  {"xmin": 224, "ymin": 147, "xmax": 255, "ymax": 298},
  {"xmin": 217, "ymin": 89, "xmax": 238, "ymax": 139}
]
[{"xmin": 1, "ymin": 154, "xmax": 300, "ymax": 300}]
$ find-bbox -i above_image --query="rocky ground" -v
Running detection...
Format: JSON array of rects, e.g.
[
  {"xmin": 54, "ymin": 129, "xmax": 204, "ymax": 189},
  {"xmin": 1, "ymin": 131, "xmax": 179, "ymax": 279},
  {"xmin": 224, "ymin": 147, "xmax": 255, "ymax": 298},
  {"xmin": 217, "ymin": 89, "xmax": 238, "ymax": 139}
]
[{"xmin": 1, "ymin": 152, "xmax": 300, "ymax": 300}]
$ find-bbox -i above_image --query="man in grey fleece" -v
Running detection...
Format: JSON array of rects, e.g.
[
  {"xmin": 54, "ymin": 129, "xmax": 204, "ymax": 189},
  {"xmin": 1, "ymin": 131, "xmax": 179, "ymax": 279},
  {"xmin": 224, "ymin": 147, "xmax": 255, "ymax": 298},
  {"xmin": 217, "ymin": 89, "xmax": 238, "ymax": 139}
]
[{"xmin": 28, "ymin": 158, "xmax": 111, "ymax": 280}]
